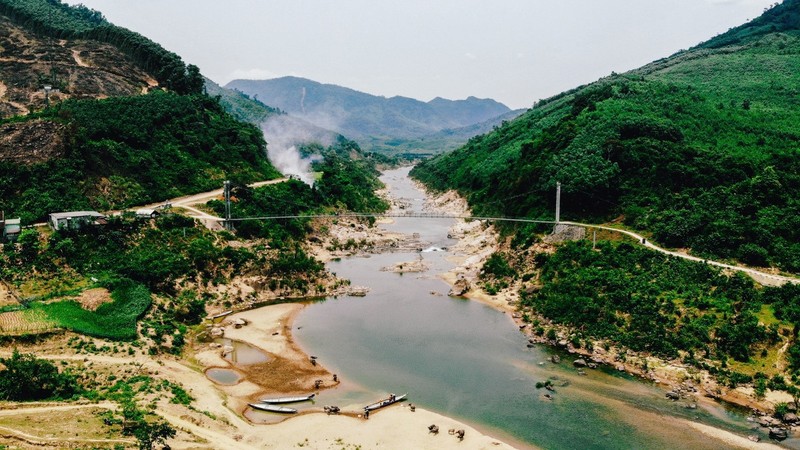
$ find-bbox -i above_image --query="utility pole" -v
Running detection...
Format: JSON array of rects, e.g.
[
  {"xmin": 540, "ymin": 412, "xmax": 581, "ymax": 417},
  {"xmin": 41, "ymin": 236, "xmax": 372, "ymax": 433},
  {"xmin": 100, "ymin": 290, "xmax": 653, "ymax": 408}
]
[
  {"xmin": 223, "ymin": 180, "xmax": 232, "ymax": 231},
  {"xmin": 555, "ymin": 181, "xmax": 561, "ymax": 224}
]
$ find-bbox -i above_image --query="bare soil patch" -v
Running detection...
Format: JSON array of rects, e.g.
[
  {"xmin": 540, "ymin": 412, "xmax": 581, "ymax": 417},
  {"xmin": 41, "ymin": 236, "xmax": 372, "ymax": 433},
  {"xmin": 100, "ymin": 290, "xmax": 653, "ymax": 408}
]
[
  {"xmin": 0, "ymin": 405, "xmax": 131, "ymax": 448},
  {"xmin": 76, "ymin": 287, "xmax": 112, "ymax": 311}
]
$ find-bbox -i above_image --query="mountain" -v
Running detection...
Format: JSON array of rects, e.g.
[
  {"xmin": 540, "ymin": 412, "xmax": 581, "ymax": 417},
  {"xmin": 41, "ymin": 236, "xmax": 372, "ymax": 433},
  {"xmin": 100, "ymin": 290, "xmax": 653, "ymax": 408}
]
[
  {"xmin": 205, "ymin": 78, "xmax": 341, "ymax": 152},
  {"xmin": 412, "ymin": 0, "xmax": 800, "ymax": 273},
  {"xmin": 0, "ymin": 0, "xmax": 280, "ymax": 223},
  {"xmin": 225, "ymin": 76, "xmax": 511, "ymax": 153},
  {"xmin": 367, "ymin": 108, "xmax": 526, "ymax": 157}
]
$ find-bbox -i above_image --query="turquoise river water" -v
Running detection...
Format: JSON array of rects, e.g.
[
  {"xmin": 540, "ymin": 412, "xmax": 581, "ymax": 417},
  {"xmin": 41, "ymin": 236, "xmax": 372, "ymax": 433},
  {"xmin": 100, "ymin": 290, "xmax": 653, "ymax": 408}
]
[{"xmin": 293, "ymin": 167, "xmax": 794, "ymax": 449}]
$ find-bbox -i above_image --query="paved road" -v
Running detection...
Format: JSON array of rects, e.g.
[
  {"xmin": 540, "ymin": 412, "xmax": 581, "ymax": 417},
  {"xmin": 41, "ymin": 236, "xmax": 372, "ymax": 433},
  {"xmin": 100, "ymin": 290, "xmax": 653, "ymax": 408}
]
[{"xmin": 148, "ymin": 178, "xmax": 288, "ymax": 228}]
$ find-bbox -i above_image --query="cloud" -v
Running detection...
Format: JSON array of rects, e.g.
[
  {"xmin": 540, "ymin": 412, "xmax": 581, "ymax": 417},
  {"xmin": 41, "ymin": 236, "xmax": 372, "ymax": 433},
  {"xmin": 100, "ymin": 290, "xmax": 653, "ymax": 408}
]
[{"xmin": 464, "ymin": 52, "xmax": 478, "ymax": 60}]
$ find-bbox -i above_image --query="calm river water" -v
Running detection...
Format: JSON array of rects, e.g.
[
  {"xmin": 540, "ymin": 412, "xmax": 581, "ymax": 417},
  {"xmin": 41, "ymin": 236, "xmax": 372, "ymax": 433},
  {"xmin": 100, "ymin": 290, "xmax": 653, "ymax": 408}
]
[{"xmin": 294, "ymin": 167, "xmax": 790, "ymax": 449}]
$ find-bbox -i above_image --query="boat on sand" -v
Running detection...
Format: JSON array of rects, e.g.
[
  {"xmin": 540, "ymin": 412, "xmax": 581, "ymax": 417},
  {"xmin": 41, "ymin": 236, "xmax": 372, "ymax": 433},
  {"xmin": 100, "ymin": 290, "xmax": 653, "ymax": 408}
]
[
  {"xmin": 364, "ymin": 393, "xmax": 407, "ymax": 411},
  {"xmin": 259, "ymin": 393, "xmax": 316, "ymax": 404},
  {"xmin": 249, "ymin": 403, "xmax": 297, "ymax": 414}
]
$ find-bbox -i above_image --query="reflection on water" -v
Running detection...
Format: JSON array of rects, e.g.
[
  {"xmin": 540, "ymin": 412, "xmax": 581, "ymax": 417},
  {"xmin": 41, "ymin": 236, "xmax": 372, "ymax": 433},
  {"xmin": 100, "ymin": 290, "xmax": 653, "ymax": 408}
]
[
  {"xmin": 216, "ymin": 338, "xmax": 271, "ymax": 365},
  {"xmin": 294, "ymin": 167, "xmax": 786, "ymax": 449},
  {"xmin": 206, "ymin": 367, "xmax": 242, "ymax": 385}
]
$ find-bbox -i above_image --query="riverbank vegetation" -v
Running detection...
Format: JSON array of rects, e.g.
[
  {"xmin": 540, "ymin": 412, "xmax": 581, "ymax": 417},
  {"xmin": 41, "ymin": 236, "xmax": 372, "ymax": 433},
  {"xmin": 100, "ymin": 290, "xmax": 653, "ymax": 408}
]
[
  {"xmin": 411, "ymin": 0, "xmax": 800, "ymax": 273},
  {"xmin": 482, "ymin": 237, "xmax": 800, "ymax": 393}
]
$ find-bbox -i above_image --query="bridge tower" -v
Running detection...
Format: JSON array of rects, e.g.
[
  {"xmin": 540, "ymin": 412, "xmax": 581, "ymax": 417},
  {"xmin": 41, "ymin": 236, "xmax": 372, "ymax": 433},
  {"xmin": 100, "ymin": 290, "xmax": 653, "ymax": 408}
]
[
  {"xmin": 555, "ymin": 181, "xmax": 561, "ymax": 224},
  {"xmin": 223, "ymin": 180, "xmax": 232, "ymax": 230}
]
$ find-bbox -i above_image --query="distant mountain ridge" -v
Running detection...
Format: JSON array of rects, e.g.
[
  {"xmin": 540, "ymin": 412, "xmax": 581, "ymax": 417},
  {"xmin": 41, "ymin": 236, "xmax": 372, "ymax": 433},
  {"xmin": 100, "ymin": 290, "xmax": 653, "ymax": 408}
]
[{"xmin": 225, "ymin": 76, "xmax": 511, "ymax": 152}]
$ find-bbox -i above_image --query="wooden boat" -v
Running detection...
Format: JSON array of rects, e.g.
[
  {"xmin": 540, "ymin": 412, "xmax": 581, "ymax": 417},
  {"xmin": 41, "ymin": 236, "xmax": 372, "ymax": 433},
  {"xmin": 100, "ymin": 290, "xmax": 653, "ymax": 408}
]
[
  {"xmin": 249, "ymin": 403, "xmax": 297, "ymax": 414},
  {"xmin": 258, "ymin": 393, "xmax": 316, "ymax": 404},
  {"xmin": 364, "ymin": 393, "xmax": 407, "ymax": 411}
]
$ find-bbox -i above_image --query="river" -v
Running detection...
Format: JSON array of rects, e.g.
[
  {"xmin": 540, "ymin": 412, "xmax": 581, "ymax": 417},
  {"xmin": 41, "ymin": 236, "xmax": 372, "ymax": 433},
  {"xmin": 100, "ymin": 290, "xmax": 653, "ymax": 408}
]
[{"xmin": 294, "ymin": 167, "xmax": 787, "ymax": 449}]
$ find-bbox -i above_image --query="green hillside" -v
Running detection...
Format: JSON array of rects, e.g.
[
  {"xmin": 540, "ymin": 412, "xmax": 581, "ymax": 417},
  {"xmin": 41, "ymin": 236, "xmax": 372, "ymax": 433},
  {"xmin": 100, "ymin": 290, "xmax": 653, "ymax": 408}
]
[
  {"xmin": 204, "ymin": 78, "xmax": 280, "ymax": 124},
  {"xmin": 412, "ymin": 0, "xmax": 800, "ymax": 272},
  {"xmin": 0, "ymin": 92, "xmax": 281, "ymax": 223}
]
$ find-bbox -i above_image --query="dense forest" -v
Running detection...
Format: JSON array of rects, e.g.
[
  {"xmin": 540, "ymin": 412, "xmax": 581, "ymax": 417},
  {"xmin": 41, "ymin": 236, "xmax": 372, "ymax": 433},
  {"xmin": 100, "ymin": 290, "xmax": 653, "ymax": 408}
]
[
  {"xmin": 0, "ymin": 91, "xmax": 281, "ymax": 223},
  {"xmin": 508, "ymin": 239, "xmax": 800, "ymax": 387},
  {"xmin": 412, "ymin": 0, "xmax": 800, "ymax": 272}
]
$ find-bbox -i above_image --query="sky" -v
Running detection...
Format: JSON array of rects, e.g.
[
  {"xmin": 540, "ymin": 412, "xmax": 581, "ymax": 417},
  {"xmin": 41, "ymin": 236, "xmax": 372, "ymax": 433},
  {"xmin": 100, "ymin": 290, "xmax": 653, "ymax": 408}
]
[{"xmin": 65, "ymin": 0, "xmax": 777, "ymax": 110}]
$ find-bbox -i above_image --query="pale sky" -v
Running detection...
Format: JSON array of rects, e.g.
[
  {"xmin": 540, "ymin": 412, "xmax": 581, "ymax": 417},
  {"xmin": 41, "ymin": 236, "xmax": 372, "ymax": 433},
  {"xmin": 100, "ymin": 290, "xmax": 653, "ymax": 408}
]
[{"xmin": 65, "ymin": 0, "xmax": 776, "ymax": 109}]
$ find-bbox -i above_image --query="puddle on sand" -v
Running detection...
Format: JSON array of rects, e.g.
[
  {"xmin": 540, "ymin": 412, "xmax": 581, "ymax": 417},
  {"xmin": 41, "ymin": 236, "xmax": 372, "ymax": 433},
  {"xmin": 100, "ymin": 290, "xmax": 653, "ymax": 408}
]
[
  {"xmin": 206, "ymin": 367, "xmax": 243, "ymax": 385},
  {"xmin": 216, "ymin": 338, "xmax": 272, "ymax": 365}
]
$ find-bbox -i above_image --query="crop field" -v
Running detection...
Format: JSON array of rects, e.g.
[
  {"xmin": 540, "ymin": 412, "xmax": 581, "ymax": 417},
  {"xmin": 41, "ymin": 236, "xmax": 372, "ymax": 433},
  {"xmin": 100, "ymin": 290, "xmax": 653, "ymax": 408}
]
[
  {"xmin": 0, "ymin": 310, "xmax": 59, "ymax": 335},
  {"xmin": 33, "ymin": 282, "xmax": 152, "ymax": 340}
]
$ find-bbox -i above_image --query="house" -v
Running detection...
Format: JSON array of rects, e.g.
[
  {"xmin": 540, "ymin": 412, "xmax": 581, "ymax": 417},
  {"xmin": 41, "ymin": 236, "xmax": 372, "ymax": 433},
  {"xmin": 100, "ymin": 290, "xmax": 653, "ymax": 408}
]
[
  {"xmin": 1, "ymin": 211, "xmax": 21, "ymax": 241},
  {"xmin": 48, "ymin": 211, "xmax": 106, "ymax": 231},
  {"xmin": 135, "ymin": 208, "xmax": 160, "ymax": 219}
]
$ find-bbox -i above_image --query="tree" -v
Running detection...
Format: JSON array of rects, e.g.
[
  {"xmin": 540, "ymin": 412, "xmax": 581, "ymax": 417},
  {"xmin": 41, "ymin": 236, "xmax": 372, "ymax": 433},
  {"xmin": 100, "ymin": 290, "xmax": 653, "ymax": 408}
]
[
  {"xmin": 0, "ymin": 350, "xmax": 79, "ymax": 400},
  {"xmin": 132, "ymin": 419, "xmax": 176, "ymax": 450}
]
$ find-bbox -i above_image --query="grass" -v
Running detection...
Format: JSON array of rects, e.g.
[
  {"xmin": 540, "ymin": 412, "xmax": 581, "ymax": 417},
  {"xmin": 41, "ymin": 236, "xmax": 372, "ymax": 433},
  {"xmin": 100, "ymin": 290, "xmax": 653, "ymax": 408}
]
[
  {"xmin": 31, "ymin": 282, "xmax": 151, "ymax": 340},
  {"xmin": 18, "ymin": 271, "xmax": 89, "ymax": 301},
  {"xmin": 0, "ymin": 406, "xmax": 130, "ymax": 445}
]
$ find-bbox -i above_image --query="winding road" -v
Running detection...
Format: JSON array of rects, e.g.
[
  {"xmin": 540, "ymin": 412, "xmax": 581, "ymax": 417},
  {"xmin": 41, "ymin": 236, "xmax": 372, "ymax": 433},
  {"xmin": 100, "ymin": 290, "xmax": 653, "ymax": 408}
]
[{"xmin": 561, "ymin": 221, "xmax": 799, "ymax": 287}]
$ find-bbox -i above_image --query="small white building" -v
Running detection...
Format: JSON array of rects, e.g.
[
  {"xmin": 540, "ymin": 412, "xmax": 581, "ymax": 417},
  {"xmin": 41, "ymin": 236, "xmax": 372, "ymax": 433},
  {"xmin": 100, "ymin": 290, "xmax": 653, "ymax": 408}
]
[
  {"xmin": 49, "ymin": 211, "xmax": 106, "ymax": 231},
  {"xmin": 1, "ymin": 211, "xmax": 21, "ymax": 241},
  {"xmin": 135, "ymin": 208, "xmax": 160, "ymax": 219}
]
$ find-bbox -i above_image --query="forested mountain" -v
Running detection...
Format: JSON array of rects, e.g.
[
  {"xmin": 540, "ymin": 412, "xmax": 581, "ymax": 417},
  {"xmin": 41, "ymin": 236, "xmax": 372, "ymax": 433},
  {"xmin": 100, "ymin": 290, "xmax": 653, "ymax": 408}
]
[
  {"xmin": 373, "ymin": 108, "xmax": 525, "ymax": 156},
  {"xmin": 225, "ymin": 76, "xmax": 512, "ymax": 153},
  {"xmin": 204, "ymin": 77, "xmax": 280, "ymax": 124},
  {"xmin": 0, "ymin": 0, "xmax": 280, "ymax": 223},
  {"xmin": 413, "ymin": 0, "xmax": 800, "ymax": 272}
]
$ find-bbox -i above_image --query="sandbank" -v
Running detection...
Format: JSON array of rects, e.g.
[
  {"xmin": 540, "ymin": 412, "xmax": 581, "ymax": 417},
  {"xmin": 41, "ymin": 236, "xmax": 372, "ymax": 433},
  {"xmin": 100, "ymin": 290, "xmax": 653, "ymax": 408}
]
[{"xmin": 193, "ymin": 301, "xmax": 522, "ymax": 449}]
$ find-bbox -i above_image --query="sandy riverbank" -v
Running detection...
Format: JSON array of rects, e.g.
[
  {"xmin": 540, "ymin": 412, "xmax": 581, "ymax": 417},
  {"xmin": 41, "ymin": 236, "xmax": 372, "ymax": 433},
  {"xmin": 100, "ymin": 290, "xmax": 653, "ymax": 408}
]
[{"xmin": 187, "ymin": 301, "xmax": 520, "ymax": 449}]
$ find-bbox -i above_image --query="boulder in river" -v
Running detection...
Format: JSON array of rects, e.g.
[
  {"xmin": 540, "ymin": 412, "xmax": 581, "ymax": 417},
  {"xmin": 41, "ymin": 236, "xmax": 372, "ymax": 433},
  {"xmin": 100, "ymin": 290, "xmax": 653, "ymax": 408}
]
[
  {"xmin": 573, "ymin": 358, "xmax": 587, "ymax": 368},
  {"xmin": 210, "ymin": 327, "xmax": 224, "ymax": 338},
  {"xmin": 783, "ymin": 413, "xmax": 799, "ymax": 424},
  {"xmin": 769, "ymin": 427, "xmax": 789, "ymax": 441},
  {"xmin": 449, "ymin": 277, "xmax": 471, "ymax": 296},
  {"xmin": 550, "ymin": 355, "xmax": 561, "ymax": 364},
  {"xmin": 665, "ymin": 391, "xmax": 680, "ymax": 400},
  {"xmin": 758, "ymin": 416, "xmax": 779, "ymax": 427}
]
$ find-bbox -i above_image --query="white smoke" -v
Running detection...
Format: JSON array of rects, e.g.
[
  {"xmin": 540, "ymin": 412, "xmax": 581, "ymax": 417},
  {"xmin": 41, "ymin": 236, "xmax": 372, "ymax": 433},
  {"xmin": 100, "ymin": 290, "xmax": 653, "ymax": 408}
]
[
  {"xmin": 268, "ymin": 144, "xmax": 316, "ymax": 185},
  {"xmin": 260, "ymin": 114, "xmax": 335, "ymax": 185}
]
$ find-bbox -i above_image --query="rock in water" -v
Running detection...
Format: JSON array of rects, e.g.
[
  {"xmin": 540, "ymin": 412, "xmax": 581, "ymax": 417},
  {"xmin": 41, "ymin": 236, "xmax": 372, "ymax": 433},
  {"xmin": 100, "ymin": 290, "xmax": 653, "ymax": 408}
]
[
  {"xmin": 769, "ymin": 427, "xmax": 789, "ymax": 441},
  {"xmin": 573, "ymin": 358, "xmax": 587, "ymax": 368},
  {"xmin": 449, "ymin": 277, "xmax": 471, "ymax": 296}
]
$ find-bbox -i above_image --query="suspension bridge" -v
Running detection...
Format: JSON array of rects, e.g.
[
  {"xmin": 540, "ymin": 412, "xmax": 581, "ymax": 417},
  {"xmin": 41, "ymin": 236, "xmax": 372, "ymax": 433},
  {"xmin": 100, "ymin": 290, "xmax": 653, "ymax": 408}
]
[{"xmin": 169, "ymin": 180, "xmax": 798, "ymax": 287}]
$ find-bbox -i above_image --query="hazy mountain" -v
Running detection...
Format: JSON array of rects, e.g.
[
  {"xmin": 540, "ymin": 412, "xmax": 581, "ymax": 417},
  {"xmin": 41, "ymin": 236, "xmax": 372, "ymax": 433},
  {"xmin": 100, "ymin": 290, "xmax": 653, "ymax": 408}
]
[
  {"xmin": 225, "ymin": 76, "xmax": 511, "ymax": 151},
  {"xmin": 365, "ymin": 108, "xmax": 526, "ymax": 156}
]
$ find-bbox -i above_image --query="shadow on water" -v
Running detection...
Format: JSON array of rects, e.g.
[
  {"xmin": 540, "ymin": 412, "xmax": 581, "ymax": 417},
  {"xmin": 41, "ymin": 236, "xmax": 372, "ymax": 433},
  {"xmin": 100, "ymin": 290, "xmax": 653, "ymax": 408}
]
[{"xmin": 293, "ymin": 167, "xmax": 787, "ymax": 449}]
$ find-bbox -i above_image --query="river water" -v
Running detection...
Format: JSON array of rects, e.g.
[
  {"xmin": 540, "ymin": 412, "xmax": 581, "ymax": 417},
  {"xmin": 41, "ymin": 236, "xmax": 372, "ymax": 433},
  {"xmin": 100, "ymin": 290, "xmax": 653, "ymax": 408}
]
[{"xmin": 294, "ymin": 167, "xmax": 784, "ymax": 449}]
